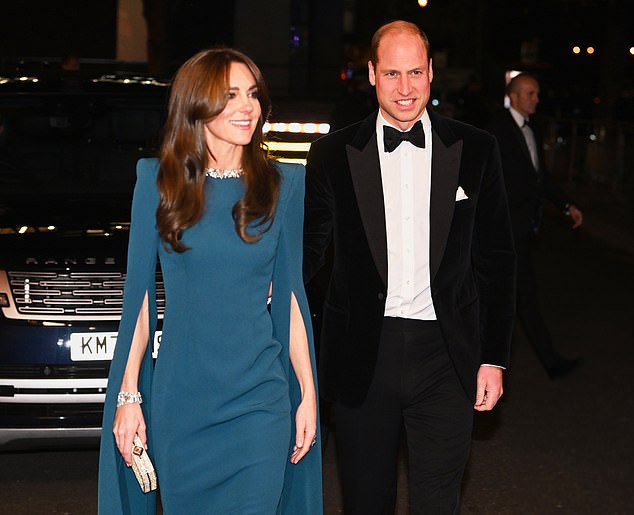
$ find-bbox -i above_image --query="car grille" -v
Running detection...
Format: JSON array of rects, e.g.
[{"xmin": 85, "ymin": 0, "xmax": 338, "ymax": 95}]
[
  {"xmin": 0, "ymin": 270, "xmax": 164, "ymax": 321},
  {"xmin": 0, "ymin": 364, "xmax": 109, "ymax": 379},
  {"xmin": 0, "ymin": 402, "xmax": 104, "ymax": 427}
]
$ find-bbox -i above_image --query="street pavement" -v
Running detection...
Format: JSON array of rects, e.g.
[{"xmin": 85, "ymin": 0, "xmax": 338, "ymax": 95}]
[{"xmin": 0, "ymin": 185, "xmax": 632, "ymax": 514}]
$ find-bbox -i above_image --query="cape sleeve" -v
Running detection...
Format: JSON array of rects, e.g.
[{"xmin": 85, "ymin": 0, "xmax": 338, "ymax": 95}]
[
  {"xmin": 98, "ymin": 158, "xmax": 160, "ymax": 515},
  {"xmin": 270, "ymin": 163, "xmax": 324, "ymax": 515}
]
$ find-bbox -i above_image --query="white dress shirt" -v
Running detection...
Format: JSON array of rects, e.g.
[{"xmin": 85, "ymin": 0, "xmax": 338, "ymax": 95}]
[
  {"xmin": 509, "ymin": 106, "xmax": 539, "ymax": 170},
  {"xmin": 376, "ymin": 109, "xmax": 436, "ymax": 320}
]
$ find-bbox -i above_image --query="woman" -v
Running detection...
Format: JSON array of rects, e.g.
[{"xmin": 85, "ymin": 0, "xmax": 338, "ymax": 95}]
[{"xmin": 98, "ymin": 48, "xmax": 322, "ymax": 514}]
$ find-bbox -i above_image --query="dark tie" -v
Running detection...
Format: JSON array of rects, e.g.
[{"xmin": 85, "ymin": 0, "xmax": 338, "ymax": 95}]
[
  {"xmin": 383, "ymin": 120, "xmax": 425, "ymax": 153},
  {"xmin": 520, "ymin": 118, "xmax": 539, "ymax": 170}
]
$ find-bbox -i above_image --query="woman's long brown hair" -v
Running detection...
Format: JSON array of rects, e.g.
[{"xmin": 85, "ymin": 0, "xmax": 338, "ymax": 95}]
[{"xmin": 156, "ymin": 48, "xmax": 280, "ymax": 252}]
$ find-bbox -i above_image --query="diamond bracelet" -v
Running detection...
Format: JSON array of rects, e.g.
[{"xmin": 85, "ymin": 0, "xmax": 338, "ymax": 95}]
[{"xmin": 117, "ymin": 391, "xmax": 143, "ymax": 407}]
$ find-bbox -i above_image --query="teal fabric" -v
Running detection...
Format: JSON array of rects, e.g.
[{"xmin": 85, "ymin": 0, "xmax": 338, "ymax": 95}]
[{"xmin": 98, "ymin": 158, "xmax": 322, "ymax": 514}]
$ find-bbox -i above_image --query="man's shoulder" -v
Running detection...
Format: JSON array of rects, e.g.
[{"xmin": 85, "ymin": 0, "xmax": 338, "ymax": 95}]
[
  {"xmin": 311, "ymin": 113, "xmax": 375, "ymax": 152},
  {"xmin": 445, "ymin": 115, "xmax": 490, "ymax": 137},
  {"xmin": 431, "ymin": 110, "xmax": 497, "ymax": 147},
  {"xmin": 480, "ymin": 108, "xmax": 513, "ymax": 134}
]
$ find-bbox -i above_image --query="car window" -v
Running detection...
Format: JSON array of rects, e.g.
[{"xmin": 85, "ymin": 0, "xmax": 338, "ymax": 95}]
[{"xmin": 0, "ymin": 77, "xmax": 168, "ymax": 230}]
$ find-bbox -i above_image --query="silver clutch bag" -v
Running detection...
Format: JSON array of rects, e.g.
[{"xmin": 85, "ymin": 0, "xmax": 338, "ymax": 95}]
[{"xmin": 131, "ymin": 434, "xmax": 158, "ymax": 493}]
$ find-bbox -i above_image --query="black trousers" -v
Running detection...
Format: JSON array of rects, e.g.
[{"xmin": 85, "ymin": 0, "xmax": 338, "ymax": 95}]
[
  {"xmin": 514, "ymin": 233, "xmax": 561, "ymax": 369},
  {"xmin": 335, "ymin": 318, "xmax": 473, "ymax": 515}
]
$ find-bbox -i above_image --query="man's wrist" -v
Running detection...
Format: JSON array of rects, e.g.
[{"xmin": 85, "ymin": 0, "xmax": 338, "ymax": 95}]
[{"xmin": 481, "ymin": 363, "xmax": 505, "ymax": 370}]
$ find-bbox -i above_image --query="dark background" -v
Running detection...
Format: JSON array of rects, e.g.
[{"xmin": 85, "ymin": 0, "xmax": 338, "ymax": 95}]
[
  {"xmin": 0, "ymin": 2, "xmax": 632, "ymax": 513},
  {"xmin": 1, "ymin": 0, "xmax": 632, "ymax": 120}
]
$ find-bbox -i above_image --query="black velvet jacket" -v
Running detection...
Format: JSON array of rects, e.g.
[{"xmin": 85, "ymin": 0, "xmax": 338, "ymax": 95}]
[{"xmin": 304, "ymin": 109, "xmax": 516, "ymax": 406}]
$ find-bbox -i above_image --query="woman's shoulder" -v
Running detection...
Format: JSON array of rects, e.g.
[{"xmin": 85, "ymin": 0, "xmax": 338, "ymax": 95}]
[
  {"xmin": 136, "ymin": 157, "xmax": 160, "ymax": 181},
  {"xmin": 274, "ymin": 160, "xmax": 305, "ymax": 180},
  {"xmin": 131, "ymin": 158, "xmax": 160, "ymax": 207},
  {"xmin": 273, "ymin": 160, "xmax": 305, "ymax": 195},
  {"xmin": 133, "ymin": 158, "xmax": 160, "ymax": 197},
  {"xmin": 273, "ymin": 161, "xmax": 304, "ymax": 209},
  {"xmin": 271, "ymin": 161, "xmax": 305, "ymax": 216}
]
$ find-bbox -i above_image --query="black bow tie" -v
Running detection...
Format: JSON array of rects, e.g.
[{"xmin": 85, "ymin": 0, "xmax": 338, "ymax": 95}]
[{"xmin": 383, "ymin": 121, "xmax": 425, "ymax": 153}]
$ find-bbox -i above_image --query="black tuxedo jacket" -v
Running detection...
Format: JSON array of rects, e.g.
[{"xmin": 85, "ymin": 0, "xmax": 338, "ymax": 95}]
[
  {"xmin": 303, "ymin": 109, "xmax": 516, "ymax": 406},
  {"xmin": 484, "ymin": 109, "xmax": 569, "ymax": 237}
]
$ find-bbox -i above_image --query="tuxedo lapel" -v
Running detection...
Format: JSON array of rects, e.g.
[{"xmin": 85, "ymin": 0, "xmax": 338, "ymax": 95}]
[
  {"xmin": 429, "ymin": 126, "xmax": 462, "ymax": 282},
  {"xmin": 506, "ymin": 111, "xmax": 534, "ymax": 169},
  {"xmin": 346, "ymin": 114, "xmax": 388, "ymax": 286},
  {"xmin": 344, "ymin": 110, "xmax": 465, "ymax": 287}
]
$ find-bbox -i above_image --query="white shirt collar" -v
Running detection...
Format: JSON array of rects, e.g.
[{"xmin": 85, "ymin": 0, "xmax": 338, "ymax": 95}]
[{"xmin": 509, "ymin": 106, "xmax": 527, "ymax": 128}]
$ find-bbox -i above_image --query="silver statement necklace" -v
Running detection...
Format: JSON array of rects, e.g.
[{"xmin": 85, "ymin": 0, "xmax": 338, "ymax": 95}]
[{"xmin": 205, "ymin": 167, "xmax": 244, "ymax": 179}]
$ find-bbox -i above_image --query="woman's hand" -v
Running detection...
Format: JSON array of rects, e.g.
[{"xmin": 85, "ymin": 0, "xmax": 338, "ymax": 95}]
[
  {"xmin": 113, "ymin": 402, "xmax": 147, "ymax": 466},
  {"xmin": 290, "ymin": 392, "xmax": 317, "ymax": 464},
  {"xmin": 288, "ymin": 291, "xmax": 318, "ymax": 464},
  {"xmin": 114, "ymin": 293, "xmax": 150, "ymax": 466}
]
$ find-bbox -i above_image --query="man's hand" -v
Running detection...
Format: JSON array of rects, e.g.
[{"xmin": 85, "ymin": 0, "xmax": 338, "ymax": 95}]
[
  {"xmin": 474, "ymin": 365, "xmax": 503, "ymax": 411},
  {"xmin": 569, "ymin": 205, "xmax": 583, "ymax": 229}
]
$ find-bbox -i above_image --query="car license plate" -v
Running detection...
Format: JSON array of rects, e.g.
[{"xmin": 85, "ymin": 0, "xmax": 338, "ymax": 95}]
[{"xmin": 70, "ymin": 331, "xmax": 162, "ymax": 361}]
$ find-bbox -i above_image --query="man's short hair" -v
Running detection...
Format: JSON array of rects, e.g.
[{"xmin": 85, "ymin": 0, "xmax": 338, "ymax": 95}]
[
  {"xmin": 369, "ymin": 20, "xmax": 430, "ymax": 67},
  {"xmin": 505, "ymin": 72, "xmax": 539, "ymax": 96}
]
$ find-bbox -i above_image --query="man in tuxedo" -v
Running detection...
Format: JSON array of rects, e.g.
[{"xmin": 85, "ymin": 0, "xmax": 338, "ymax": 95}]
[
  {"xmin": 303, "ymin": 21, "xmax": 516, "ymax": 514},
  {"xmin": 485, "ymin": 73, "xmax": 583, "ymax": 380}
]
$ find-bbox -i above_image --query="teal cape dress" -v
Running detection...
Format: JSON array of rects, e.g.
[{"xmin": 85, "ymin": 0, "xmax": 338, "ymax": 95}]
[{"xmin": 98, "ymin": 158, "xmax": 323, "ymax": 514}]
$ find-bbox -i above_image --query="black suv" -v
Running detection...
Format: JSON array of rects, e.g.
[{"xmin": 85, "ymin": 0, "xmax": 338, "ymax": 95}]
[{"xmin": 0, "ymin": 72, "xmax": 168, "ymax": 448}]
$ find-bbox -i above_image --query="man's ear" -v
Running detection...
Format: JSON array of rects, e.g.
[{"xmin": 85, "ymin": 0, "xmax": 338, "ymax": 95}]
[
  {"xmin": 428, "ymin": 58, "xmax": 434, "ymax": 84},
  {"xmin": 507, "ymin": 91, "xmax": 517, "ymax": 107},
  {"xmin": 368, "ymin": 60, "xmax": 376, "ymax": 86}
]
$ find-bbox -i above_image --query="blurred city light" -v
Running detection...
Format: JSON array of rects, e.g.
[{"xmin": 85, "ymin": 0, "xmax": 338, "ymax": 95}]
[
  {"xmin": 586, "ymin": 46, "xmax": 595, "ymax": 54},
  {"xmin": 573, "ymin": 46, "xmax": 581, "ymax": 54},
  {"xmin": 263, "ymin": 122, "xmax": 330, "ymax": 134},
  {"xmin": 266, "ymin": 142, "xmax": 312, "ymax": 152},
  {"xmin": 418, "ymin": 0, "xmax": 429, "ymax": 6}
]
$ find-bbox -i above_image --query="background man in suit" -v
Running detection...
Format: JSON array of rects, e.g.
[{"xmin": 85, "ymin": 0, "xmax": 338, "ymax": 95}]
[
  {"xmin": 304, "ymin": 20, "xmax": 516, "ymax": 514},
  {"xmin": 485, "ymin": 73, "xmax": 583, "ymax": 380}
]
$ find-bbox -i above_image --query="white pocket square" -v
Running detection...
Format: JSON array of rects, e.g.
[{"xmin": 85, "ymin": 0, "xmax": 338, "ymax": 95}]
[{"xmin": 455, "ymin": 186, "xmax": 469, "ymax": 201}]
